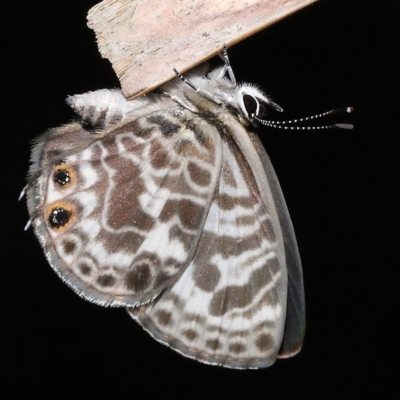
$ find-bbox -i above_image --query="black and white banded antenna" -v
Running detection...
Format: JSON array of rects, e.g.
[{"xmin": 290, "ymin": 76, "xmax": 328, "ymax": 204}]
[{"xmin": 254, "ymin": 107, "xmax": 354, "ymax": 130}]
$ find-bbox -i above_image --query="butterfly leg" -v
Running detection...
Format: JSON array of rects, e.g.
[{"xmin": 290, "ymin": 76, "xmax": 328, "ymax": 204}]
[
  {"xmin": 217, "ymin": 45, "xmax": 237, "ymax": 88},
  {"xmin": 173, "ymin": 68, "xmax": 222, "ymax": 105},
  {"xmin": 161, "ymin": 91, "xmax": 198, "ymax": 112}
]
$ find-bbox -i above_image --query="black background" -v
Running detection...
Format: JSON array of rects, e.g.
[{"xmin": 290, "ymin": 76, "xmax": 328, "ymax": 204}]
[{"xmin": 3, "ymin": 0, "xmax": 398, "ymax": 398}]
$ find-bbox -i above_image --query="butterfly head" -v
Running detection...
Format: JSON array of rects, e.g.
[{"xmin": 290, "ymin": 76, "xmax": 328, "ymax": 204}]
[
  {"xmin": 205, "ymin": 64, "xmax": 283, "ymax": 124},
  {"xmin": 235, "ymin": 84, "xmax": 283, "ymax": 125}
]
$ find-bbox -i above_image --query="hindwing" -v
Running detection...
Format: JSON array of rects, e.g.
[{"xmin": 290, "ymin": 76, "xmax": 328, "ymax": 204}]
[{"xmin": 27, "ymin": 103, "xmax": 222, "ymax": 306}]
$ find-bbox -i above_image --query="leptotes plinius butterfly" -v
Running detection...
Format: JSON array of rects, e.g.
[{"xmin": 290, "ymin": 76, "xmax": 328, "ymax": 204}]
[{"xmin": 24, "ymin": 49, "xmax": 316, "ymax": 369}]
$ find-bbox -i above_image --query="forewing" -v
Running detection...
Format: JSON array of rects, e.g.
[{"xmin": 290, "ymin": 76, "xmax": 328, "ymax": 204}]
[
  {"xmin": 27, "ymin": 107, "xmax": 222, "ymax": 306},
  {"xmin": 248, "ymin": 131, "xmax": 305, "ymax": 358},
  {"xmin": 129, "ymin": 117, "xmax": 288, "ymax": 368}
]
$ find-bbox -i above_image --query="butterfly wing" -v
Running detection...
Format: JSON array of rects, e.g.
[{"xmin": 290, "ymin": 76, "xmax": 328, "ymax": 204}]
[
  {"xmin": 26, "ymin": 102, "xmax": 223, "ymax": 307},
  {"xmin": 129, "ymin": 114, "xmax": 303, "ymax": 368},
  {"xmin": 246, "ymin": 130, "xmax": 305, "ymax": 358}
]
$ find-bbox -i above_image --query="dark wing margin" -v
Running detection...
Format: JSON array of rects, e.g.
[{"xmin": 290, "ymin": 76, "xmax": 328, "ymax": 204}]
[{"xmin": 248, "ymin": 130, "xmax": 306, "ymax": 358}]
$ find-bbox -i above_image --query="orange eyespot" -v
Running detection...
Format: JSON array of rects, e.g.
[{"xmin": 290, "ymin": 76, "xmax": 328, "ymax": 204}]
[
  {"xmin": 52, "ymin": 164, "xmax": 75, "ymax": 188},
  {"xmin": 46, "ymin": 201, "xmax": 76, "ymax": 231}
]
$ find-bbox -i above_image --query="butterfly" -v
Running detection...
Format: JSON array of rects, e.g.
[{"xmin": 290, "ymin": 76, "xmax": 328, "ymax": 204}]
[{"xmin": 24, "ymin": 48, "xmax": 305, "ymax": 369}]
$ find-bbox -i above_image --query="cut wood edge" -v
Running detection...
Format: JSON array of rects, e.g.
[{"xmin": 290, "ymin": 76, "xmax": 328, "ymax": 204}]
[{"xmin": 88, "ymin": 0, "xmax": 318, "ymax": 99}]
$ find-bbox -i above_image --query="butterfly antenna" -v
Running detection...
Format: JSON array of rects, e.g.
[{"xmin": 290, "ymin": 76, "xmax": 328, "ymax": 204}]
[
  {"xmin": 254, "ymin": 107, "xmax": 354, "ymax": 130},
  {"xmin": 217, "ymin": 45, "xmax": 237, "ymax": 87}
]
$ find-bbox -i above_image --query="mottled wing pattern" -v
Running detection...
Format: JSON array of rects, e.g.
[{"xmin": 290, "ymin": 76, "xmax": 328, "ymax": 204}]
[
  {"xmin": 129, "ymin": 114, "xmax": 292, "ymax": 368},
  {"xmin": 27, "ymin": 102, "xmax": 222, "ymax": 306}
]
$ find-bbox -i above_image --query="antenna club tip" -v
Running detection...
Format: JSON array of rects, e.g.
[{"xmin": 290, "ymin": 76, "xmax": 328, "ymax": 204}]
[
  {"xmin": 347, "ymin": 106, "xmax": 355, "ymax": 113},
  {"xmin": 335, "ymin": 123, "xmax": 354, "ymax": 130}
]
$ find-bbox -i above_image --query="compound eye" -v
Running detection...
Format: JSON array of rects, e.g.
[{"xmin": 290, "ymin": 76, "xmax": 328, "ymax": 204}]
[
  {"xmin": 243, "ymin": 94, "xmax": 258, "ymax": 116},
  {"xmin": 257, "ymin": 101, "xmax": 268, "ymax": 118}
]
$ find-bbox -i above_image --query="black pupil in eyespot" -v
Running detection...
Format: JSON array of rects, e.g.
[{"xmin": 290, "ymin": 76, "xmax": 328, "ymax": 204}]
[
  {"xmin": 48, "ymin": 207, "xmax": 71, "ymax": 228},
  {"xmin": 54, "ymin": 169, "xmax": 70, "ymax": 185},
  {"xmin": 243, "ymin": 94, "xmax": 258, "ymax": 116}
]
